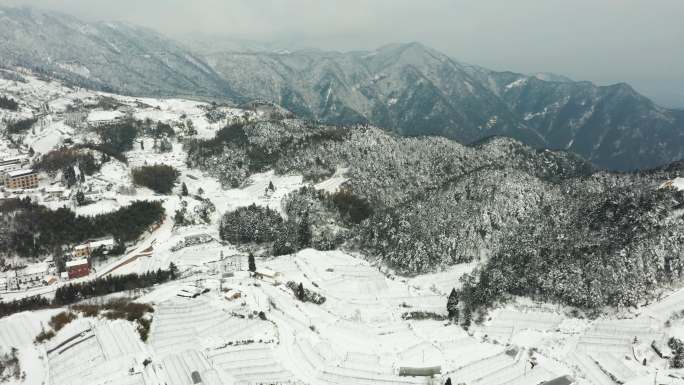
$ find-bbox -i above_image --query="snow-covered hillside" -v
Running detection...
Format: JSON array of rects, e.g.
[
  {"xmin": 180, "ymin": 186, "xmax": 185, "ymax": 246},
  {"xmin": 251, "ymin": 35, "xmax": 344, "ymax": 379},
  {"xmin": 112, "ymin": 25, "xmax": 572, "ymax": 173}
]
[{"xmin": 2, "ymin": 67, "xmax": 684, "ymax": 385}]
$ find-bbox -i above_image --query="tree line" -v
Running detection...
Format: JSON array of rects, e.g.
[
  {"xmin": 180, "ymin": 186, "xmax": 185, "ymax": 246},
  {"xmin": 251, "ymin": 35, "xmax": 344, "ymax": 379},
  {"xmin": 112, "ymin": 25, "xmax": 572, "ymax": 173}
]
[
  {"xmin": 0, "ymin": 198, "xmax": 165, "ymax": 258},
  {"xmin": 0, "ymin": 264, "xmax": 178, "ymax": 319}
]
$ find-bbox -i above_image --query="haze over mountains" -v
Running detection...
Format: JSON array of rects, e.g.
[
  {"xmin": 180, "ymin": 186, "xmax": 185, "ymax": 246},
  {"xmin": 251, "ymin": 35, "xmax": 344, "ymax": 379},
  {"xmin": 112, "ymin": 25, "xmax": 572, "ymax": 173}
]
[{"xmin": 1, "ymin": 6, "xmax": 683, "ymax": 171}]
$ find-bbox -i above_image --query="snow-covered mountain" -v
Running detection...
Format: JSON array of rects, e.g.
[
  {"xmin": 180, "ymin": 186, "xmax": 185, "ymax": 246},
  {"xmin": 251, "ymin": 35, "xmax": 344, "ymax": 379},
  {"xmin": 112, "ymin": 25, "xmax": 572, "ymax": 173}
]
[
  {"xmin": 1, "ymin": 6, "xmax": 683, "ymax": 172},
  {"xmin": 0, "ymin": 7, "xmax": 240, "ymax": 101},
  {"xmin": 203, "ymin": 42, "xmax": 684, "ymax": 171}
]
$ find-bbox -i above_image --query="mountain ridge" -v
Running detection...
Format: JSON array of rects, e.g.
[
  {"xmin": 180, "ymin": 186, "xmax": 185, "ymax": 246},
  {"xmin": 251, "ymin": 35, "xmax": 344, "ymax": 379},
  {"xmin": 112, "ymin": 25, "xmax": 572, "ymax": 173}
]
[{"xmin": 1, "ymin": 6, "xmax": 682, "ymax": 171}]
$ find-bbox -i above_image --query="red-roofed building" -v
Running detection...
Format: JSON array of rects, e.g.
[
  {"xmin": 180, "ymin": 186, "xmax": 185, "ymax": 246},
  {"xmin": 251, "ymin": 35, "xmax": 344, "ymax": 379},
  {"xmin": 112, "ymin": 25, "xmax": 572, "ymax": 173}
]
[{"xmin": 66, "ymin": 258, "xmax": 90, "ymax": 279}]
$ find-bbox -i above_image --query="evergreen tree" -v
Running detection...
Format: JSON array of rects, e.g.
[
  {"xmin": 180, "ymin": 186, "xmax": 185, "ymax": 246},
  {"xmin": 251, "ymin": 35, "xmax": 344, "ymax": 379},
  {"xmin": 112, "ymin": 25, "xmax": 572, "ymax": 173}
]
[
  {"xmin": 140, "ymin": 140, "xmax": 144, "ymax": 150},
  {"xmin": 28, "ymin": 147, "xmax": 35, "ymax": 157},
  {"xmin": 169, "ymin": 262, "xmax": 179, "ymax": 279},
  {"xmin": 158, "ymin": 138, "xmax": 172, "ymax": 153},
  {"xmin": 297, "ymin": 212, "xmax": 312, "ymax": 248},
  {"xmin": 444, "ymin": 378, "xmax": 452, "ymax": 385},
  {"xmin": 173, "ymin": 207, "xmax": 187, "ymax": 226},
  {"xmin": 462, "ymin": 307, "xmax": 472, "ymax": 329},
  {"xmin": 248, "ymin": 253, "xmax": 256, "ymax": 272},
  {"xmin": 75, "ymin": 190, "xmax": 86, "ymax": 206},
  {"xmin": 268, "ymin": 181, "xmax": 275, "ymax": 191},
  {"xmin": 63, "ymin": 165, "xmax": 76, "ymax": 187},
  {"xmin": 181, "ymin": 182, "xmax": 188, "ymax": 196},
  {"xmin": 447, "ymin": 288, "xmax": 459, "ymax": 321},
  {"xmin": 297, "ymin": 282, "xmax": 305, "ymax": 301}
]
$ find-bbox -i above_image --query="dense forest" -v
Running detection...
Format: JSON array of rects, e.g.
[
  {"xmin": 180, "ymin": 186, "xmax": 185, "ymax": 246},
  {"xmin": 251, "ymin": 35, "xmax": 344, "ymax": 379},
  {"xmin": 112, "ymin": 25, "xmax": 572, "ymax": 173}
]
[
  {"xmin": 193, "ymin": 118, "xmax": 684, "ymax": 310},
  {"xmin": 131, "ymin": 164, "xmax": 179, "ymax": 194},
  {"xmin": 5, "ymin": 117, "xmax": 37, "ymax": 135},
  {"xmin": 95, "ymin": 118, "xmax": 138, "ymax": 155},
  {"xmin": 0, "ymin": 95, "xmax": 18, "ymax": 111},
  {"xmin": 33, "ymin": 148, "xmax": 100, "ymax": 180},
  {"xmin": 0, "ymin": 198, "xmax": 165, "ymax": 258}
]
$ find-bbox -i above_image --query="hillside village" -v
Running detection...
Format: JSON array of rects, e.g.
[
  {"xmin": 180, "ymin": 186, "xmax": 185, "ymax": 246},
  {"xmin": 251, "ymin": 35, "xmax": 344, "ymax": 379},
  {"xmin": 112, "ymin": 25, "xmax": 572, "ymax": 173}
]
[{"xmin": 4, "ymin": 67, "xmax": 684, "ymax": 385}]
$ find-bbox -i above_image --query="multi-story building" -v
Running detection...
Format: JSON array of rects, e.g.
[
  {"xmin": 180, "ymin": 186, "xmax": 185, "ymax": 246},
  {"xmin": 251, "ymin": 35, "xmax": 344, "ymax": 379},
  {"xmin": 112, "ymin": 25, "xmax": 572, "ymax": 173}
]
[
  {"xmin": 66, "ymin": 258, "xmax": 90, "ymax": 279},
  {"xmin": 5, "ymin": 169, "xmax": 39, "ymax": 189},
  {"xmin": 0, "ymin": 156, "xmax": 28, "ymax": 185},
  {"xmin": 73, "ymin": 236, "xmax": 116, "ymax": 258}
]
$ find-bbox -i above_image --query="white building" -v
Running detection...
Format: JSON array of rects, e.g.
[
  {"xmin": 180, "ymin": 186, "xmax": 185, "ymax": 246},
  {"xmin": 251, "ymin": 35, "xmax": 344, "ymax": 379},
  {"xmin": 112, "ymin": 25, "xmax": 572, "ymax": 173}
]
[
  {"xmin": 255, "ymin": 268, "xmax": 282, "ymax": 284},
  {"xmin": 73, "ymin": 236, "xmax": 116, "ymax": 257}
]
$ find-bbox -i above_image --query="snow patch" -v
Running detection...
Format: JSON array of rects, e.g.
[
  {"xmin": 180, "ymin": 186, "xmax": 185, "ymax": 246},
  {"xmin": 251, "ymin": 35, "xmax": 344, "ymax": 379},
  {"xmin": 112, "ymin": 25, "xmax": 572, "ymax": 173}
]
[
  {"xmin": 87, "ymin": 109, "xmax": 123, "ymax": 122},
  {"xmin": 505, "ymin": 78, "xmax": 527, "ymax": 90}
]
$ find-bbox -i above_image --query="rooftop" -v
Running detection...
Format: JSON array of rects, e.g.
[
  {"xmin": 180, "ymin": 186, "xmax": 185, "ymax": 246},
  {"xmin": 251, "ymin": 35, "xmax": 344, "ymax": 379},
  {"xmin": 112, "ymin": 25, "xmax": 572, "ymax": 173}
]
[
  {"xmin": 7, "ymin": 168, "xmax": 36, "ymax": 178},
  {"xmin": 20, "ymin": 262, "xmax": 49, "ymax": 276},
  {"xmin": 66, "ymin": 258, "xmax": 89, "ymax": 268},
  {"xmin": 0, "ymin": 156, "xmax": 27, "ymax": 166},
  {"xmin": 74, "ymin": 237, "xmax": 115, "ymax": 250},
  {"xmin": 256, "ymin": 268, "xmax": 280, "ymax": 277}
]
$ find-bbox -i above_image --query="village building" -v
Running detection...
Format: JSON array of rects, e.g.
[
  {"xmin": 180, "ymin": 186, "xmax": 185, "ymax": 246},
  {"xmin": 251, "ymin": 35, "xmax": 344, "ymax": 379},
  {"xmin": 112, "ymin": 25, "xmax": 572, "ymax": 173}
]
[
  {"xmin": 16, "ymin": 262, "xmax": 49, "ymax": 285},
  {"xmin": 224, "ymin": 289, "xmax": 242, "ymax": 301},
  {"xmin": 254, "ymin": 268, "xmax": 282, "ymax": 284},
  {"xmin": 0, "ymin": 156, "xmax": 28, "ymax": 185},
  {"xmin": 4, "ymin": 261, "xmax": 53, "ymax": 290},
  {"xmin": 5, "ymin": 169, "xmax": 39, "ymax": 189},
  {"xmin": 73, "ymin": 236, "xmax": 116, "ymax": 258},
  {"xmin": 66, "ymin": 258, "xmax": 90, "ymax": 279},
  {"xmin": 45, "ymin": 186, "xmax": 71, "ymax": 200}
]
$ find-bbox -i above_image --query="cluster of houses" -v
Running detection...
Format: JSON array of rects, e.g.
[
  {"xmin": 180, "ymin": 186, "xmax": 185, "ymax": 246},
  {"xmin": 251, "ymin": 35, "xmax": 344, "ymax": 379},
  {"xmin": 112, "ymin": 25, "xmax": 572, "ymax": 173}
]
[
  {"xmin": 0, "ymin": 236, "xmax": 115, "ymax": 292},
  {"xmin": 0, "ymin": 155, "xmax": 39, "ymax": 190}
]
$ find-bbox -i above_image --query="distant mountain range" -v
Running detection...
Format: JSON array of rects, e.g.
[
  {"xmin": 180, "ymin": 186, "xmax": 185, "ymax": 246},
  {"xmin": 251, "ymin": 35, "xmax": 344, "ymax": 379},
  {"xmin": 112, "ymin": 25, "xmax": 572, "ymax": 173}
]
[
  {"xmin": 1, "ymin": 6, "xmax": 683, "ymax": 171},
  {"xmin": 0, "ymin": 6, "xmax": 240, "ymax": 100}
]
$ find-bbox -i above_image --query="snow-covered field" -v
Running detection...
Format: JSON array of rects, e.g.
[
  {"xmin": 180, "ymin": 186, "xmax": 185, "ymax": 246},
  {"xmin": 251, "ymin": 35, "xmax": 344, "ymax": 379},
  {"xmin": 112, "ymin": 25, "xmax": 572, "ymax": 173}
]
[{"xmin": 8, "ymin": 242, "xmax": 684, "ymax": 385}]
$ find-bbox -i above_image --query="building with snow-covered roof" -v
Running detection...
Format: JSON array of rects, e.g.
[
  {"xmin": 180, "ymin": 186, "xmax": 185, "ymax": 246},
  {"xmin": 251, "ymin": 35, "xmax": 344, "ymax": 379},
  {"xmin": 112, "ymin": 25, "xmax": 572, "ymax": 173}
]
[
  {"xmin": 45, "ymin": 186, "xmax": 71, "ymax": 200},
  {"xmin": 9, "ymin": 261, "xmax": 52, "ymax": 289},
  {"xmin": 5, "ymin": 169, "xmax": 39, "ymax": 189},
  {"xmin": 73, "ymin": 236, "xmax": 116, "ymax": 257},
  {"xmin": 66, "ymin": 258, "xmax": 90, "ymax": 279},
  {"xmin": 255, "ymin": 268, "xmax": 282, "ymax": 284},
  {"xmin": 0, "ymin": 156, "xmax": 28, "ymax": 185}
]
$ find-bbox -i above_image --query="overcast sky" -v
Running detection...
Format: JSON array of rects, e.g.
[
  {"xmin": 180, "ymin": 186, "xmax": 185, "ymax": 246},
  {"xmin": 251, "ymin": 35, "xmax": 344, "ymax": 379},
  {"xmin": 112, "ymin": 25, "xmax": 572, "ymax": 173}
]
[{"xmin": 2, "ymin": 0, "xmax": 683, "ymax": 107}]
